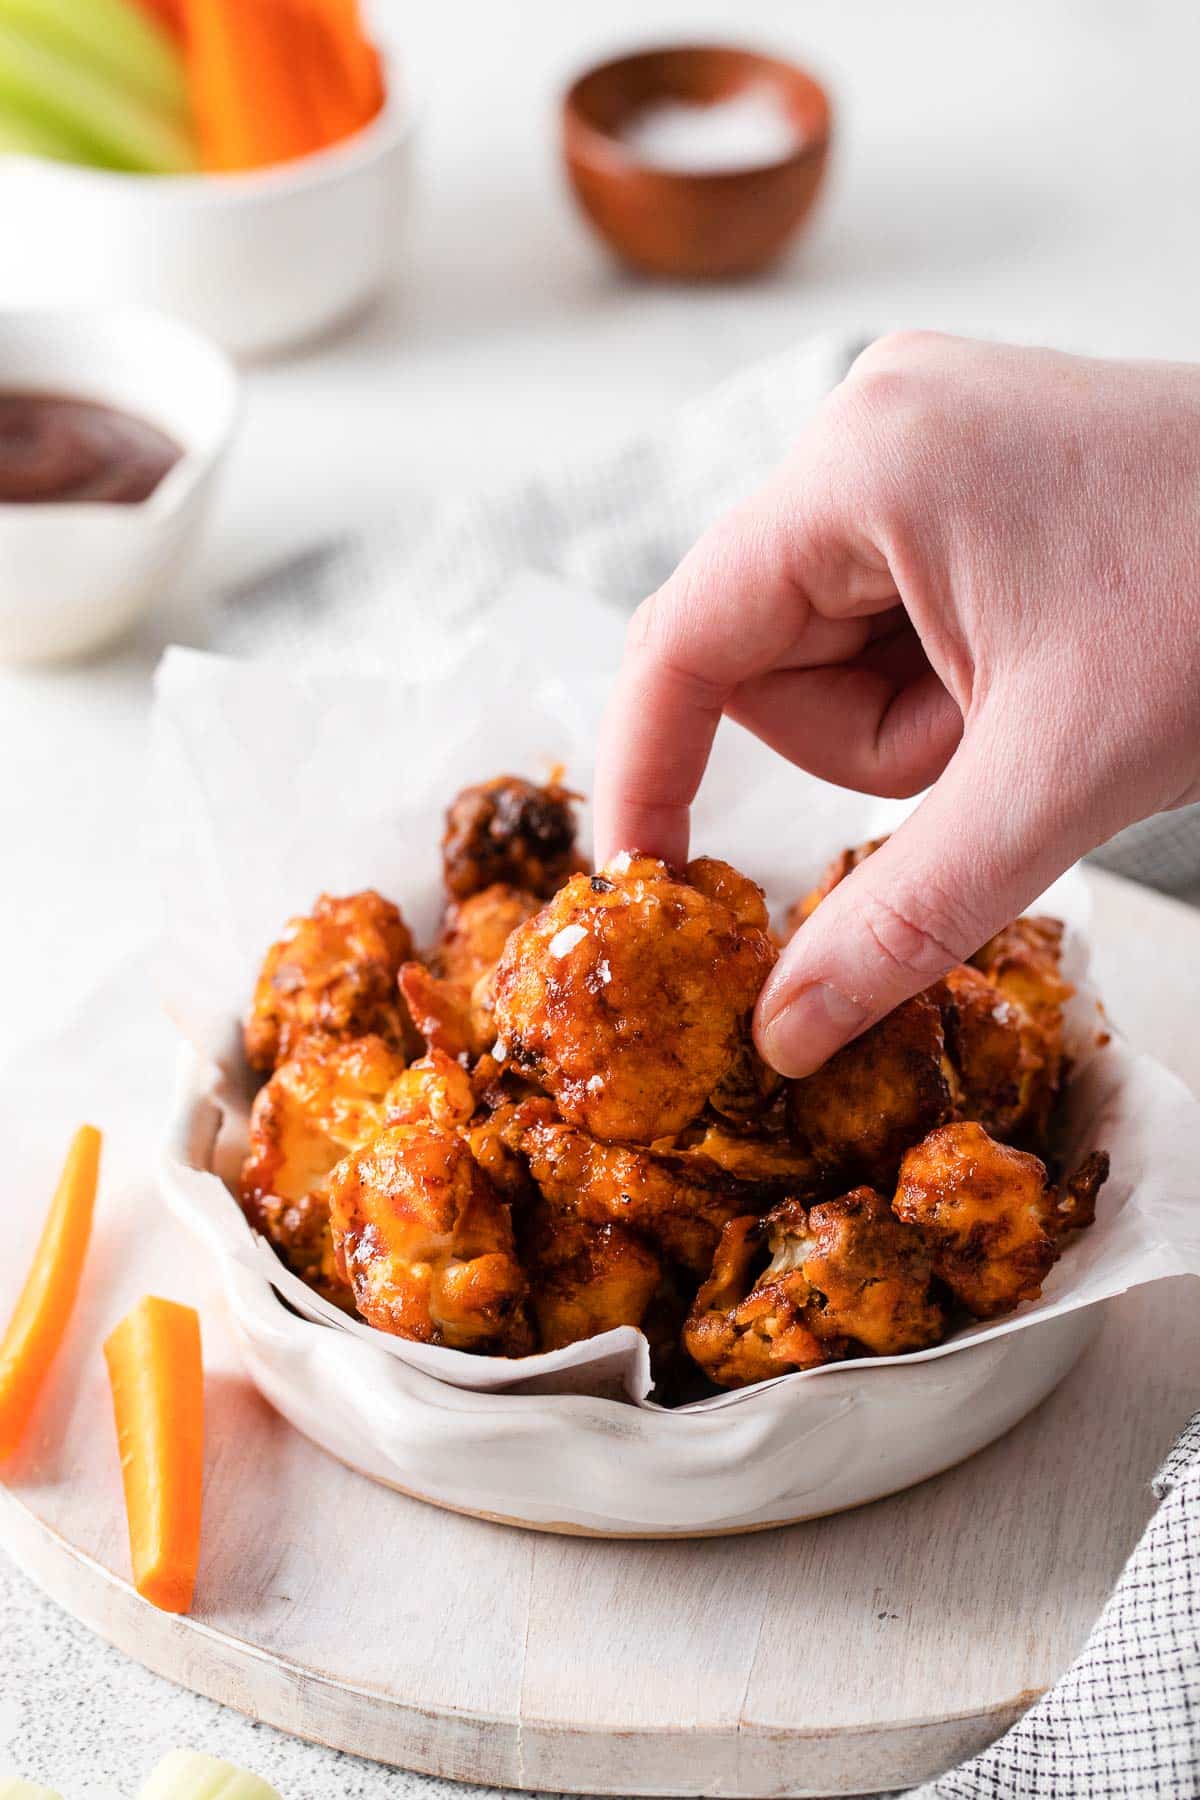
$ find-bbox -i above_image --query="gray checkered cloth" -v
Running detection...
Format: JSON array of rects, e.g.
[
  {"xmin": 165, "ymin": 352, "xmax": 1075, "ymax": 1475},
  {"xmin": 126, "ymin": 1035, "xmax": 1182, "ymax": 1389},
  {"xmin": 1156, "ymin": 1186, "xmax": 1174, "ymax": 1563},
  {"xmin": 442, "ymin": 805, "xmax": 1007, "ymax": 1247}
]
[
  {"xmin": 910, "ymin": 1415, "xmax": 1200, "ymax": 1797},
  {"xmin": 220, "ymin": 334, "xmax": 1200, "ymax": 1793}
]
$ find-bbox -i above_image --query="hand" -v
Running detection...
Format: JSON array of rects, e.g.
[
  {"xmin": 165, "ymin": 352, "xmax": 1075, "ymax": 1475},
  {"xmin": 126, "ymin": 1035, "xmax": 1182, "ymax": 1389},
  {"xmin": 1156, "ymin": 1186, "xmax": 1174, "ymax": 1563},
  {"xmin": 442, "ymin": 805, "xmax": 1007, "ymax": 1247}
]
[{"xmin": 594, "ymin": 332, "xmax": 1200, "ymax": 1077}]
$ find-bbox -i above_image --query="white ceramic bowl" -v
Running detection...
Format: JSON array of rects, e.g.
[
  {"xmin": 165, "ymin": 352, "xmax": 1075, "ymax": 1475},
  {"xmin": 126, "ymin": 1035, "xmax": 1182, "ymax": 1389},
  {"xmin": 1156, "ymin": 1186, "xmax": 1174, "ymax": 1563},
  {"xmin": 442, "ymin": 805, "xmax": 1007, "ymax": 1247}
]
[
  {"xmin": 0, "ymin": 57, "xmax": 413, "ymax": 358},
  {"xmin": 162, "ymin": 1044, "xmax": 1105, "ymax": 1538},
  {"xmin": 0, "ymin": 306, "xmax": 238, "ymax": 663}
]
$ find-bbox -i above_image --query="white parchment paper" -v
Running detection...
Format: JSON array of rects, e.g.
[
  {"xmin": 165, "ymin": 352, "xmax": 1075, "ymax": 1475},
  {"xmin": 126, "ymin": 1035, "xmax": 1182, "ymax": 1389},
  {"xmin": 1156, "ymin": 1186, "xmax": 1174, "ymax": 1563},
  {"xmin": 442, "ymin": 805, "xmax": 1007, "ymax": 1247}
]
[{"xmin": 152, "ymin": 574, "xmax": 1200, "ymax": 1412}]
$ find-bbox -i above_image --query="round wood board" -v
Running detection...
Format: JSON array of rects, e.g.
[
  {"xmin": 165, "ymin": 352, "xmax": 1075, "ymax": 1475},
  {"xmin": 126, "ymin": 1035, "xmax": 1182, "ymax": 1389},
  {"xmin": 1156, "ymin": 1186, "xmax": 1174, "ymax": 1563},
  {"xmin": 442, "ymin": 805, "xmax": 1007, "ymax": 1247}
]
[{"xmin": 2, "ymin": 870, "xmax": 1198, "ymax": 1798}]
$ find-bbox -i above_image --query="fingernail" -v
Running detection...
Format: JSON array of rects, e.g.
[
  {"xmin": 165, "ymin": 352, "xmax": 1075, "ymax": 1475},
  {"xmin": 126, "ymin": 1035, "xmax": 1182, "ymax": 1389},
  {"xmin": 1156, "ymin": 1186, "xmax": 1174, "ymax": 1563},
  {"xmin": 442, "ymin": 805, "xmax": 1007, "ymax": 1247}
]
[{"xmin": 758, "ymin": 983, "xmax": 868, "ymax": 1079}]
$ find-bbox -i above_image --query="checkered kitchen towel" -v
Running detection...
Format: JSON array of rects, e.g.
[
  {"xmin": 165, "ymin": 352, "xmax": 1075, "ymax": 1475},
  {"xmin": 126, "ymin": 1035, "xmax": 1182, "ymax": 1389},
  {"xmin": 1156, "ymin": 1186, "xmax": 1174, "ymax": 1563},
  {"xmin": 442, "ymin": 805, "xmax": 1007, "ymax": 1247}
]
[
  {"xmin": 220, "ymin": 332, "xmax": 1200, "ymax": 1791},
  {"xmin": 218, "ymin": 329, "xmax": 1200, "ymax": 897},
  {"xmin": 909, "ymin": 1414, "xmax": 1200, "ymax": 1797}
]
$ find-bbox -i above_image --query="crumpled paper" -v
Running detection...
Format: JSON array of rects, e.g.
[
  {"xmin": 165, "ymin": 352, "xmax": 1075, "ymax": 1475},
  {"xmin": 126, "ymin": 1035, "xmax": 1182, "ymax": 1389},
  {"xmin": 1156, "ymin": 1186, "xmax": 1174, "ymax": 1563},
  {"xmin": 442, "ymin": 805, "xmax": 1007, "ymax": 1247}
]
[{"xmin": 151, "ymin": 573, "xmax": 1200, "ymax": 1412}]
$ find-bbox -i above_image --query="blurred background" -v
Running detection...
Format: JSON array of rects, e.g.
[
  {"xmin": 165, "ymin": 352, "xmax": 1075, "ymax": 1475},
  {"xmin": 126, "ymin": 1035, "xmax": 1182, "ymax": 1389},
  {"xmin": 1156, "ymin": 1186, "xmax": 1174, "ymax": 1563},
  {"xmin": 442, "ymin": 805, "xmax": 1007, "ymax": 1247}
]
[{"xmin": 211, "ymin": 0, "xmax": 1198, "ymax": 579}]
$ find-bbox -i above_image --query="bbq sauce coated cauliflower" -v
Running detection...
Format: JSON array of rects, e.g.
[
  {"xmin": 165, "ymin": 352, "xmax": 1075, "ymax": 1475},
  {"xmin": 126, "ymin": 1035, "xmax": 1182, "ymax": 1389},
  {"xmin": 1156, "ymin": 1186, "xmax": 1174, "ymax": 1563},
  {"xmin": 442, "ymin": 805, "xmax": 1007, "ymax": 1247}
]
[
  {"xmin": 441, "ymin": 774, "xmax": 581, "ymax": 900},
  {"xmin": 239, "ymin": 1033, "xmax": 410, "ymax": 1308},
  {"xmin": 787, "ymin": 990, "xmax": 955, "ymax": 1187},
  {"xmin": 519, "ymin": 1111, "xmax": 752, "ymax": 1275},
  {"xmin": 244, "ymin": 889, "xmax": 415, "ymax": 1072},
  {"xmin": 894, "ymin": 1120, "xmax": 1108, "ymax": 1319},
  {"xmin": 684, "ymin": 1188, "xmax": 944, "ymax": 1388},
  {"xmin": 235, "ymin": 802, "xmax": 1109, "ymax": 1392},
  {"xmin": 491, "ymin": 854, "xmax": 777, "ymax": 1144},
  {"xmin": 397, "ymin": 883, "xmax": 543, "ymax": 1062},
  {"xmin": 521, "ymin": 1199, "xmax": 662, "ymax": 1351},
  {"xmin": 328, "ymin": 1121, "xmax": 531, "ymax": 1352}
]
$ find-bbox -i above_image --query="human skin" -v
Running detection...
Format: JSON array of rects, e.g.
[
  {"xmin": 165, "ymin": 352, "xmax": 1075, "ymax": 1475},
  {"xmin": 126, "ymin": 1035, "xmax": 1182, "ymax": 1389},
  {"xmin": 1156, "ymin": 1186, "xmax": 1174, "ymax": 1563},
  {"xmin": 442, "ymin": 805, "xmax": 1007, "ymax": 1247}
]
[{"xmin": 593, "ymin": 333, "xmax": 1200, "ymax": 1077}]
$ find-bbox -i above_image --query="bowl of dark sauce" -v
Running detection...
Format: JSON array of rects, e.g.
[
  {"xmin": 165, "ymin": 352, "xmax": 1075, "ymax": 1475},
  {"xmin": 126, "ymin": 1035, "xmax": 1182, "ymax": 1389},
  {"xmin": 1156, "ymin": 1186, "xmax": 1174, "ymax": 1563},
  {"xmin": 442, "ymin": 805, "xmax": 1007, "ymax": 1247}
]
[
  {"xmin": 0, "ymin": 392, "xmax": 183, "ymax": 508},
  {"xmin": 0, "ymin": 307, "xmax": 238, "ymax": 663}
]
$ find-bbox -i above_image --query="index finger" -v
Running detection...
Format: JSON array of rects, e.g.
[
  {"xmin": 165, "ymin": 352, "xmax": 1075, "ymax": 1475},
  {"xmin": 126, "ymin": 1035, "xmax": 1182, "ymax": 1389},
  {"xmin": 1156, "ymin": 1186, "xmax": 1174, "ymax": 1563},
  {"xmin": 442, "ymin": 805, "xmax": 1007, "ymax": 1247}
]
[{"xmin": 592, "ymin": 473, "xmax": 890, "ymax": 867}]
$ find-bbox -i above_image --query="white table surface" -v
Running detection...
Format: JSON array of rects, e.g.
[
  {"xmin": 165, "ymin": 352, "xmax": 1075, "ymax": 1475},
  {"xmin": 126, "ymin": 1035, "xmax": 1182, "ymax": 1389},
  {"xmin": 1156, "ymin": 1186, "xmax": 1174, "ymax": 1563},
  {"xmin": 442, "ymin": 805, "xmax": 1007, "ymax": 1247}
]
[{"xmin": 3, "ymin": 1, "xmax": 1199, "ymax": 1794}]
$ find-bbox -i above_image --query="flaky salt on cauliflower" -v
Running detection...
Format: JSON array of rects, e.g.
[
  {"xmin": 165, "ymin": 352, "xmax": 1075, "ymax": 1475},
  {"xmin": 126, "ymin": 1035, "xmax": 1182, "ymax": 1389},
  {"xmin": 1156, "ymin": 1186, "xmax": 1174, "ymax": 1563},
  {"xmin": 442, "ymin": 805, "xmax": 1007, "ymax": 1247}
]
[{"xmin": 491, "ymin": 854, "xmax": 776, "ymax": 1144}]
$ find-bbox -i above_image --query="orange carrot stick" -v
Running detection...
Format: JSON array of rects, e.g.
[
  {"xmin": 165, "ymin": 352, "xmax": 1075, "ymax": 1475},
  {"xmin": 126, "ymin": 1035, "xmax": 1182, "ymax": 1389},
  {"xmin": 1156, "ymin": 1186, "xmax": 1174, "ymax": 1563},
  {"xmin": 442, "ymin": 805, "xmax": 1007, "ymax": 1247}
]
[
  {"xmin": 182, "ymin": 0, "xmax": 322, "ymax": 171},
  {"xmin": 287, "ymin": 1, "xmax": 364, "ymax": 147},
  {"xmin": 307, "ymin": 0, "xmax": 383, "ymax": 123},
  {"xmin": 104, "ymin": 1296, "xmax": 204, "ymax": 1615},
  {"xmin": 0, "ymin": 1125, "xmax": 101, "ymax": 1463}
]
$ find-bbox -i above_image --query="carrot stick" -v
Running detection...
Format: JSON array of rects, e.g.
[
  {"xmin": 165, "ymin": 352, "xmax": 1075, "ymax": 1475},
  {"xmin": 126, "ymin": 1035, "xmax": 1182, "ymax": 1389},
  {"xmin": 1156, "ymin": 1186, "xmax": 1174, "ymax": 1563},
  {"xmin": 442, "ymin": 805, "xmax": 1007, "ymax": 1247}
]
[
  {"xmin": 287, "ymin": 1, "xmax": 363, "ymax": 146},
  {"xmin": 104, "ymin": 1296, "xmax": 204, "ymax": 1615},
  {"xmin": 0, "ymin": 1125, "xmax": 101, "ymax": 1463},
  {"xmin": 181, "ymin": 0, "xmax": 322, "ymax": 171},
  {"xmin": 307, "ymin": 0, "xmax": 382, "ymax": 123}
]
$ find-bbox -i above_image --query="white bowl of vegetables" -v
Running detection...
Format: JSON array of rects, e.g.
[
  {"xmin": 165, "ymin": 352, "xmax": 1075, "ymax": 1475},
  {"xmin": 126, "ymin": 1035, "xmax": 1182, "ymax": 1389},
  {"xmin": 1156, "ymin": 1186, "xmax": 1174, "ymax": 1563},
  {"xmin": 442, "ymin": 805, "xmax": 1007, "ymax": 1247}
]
[{"xmin": 0, "ymin": 0, "xmax": 414, "ymax": 357}]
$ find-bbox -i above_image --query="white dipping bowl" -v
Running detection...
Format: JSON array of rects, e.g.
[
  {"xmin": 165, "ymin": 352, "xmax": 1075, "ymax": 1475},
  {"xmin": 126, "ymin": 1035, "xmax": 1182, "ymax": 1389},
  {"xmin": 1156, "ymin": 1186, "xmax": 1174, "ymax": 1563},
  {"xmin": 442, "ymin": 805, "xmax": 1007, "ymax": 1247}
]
[
  {"xmin": 0, "ymin": 56, "xmax": 413, "ymax": 359},
  {"xmin": 0, "ymin": 306, "xmax": 238, "ymax": 664}
]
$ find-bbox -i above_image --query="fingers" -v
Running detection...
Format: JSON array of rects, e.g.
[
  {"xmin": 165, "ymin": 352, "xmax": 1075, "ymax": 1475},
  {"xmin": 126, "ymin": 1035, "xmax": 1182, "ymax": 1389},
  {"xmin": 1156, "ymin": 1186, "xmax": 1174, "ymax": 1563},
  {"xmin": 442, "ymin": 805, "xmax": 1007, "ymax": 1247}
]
[
  {"xmin": 727, "ymin": 658, "xmax": 962, "ymax": 799},
  {"xmin": 753, "ymin": 716, "xmax": 1084, "ymax": 1077},
  {"xmin": 593, "ymin": 466, "xmax": 898, "ymax": 867}
]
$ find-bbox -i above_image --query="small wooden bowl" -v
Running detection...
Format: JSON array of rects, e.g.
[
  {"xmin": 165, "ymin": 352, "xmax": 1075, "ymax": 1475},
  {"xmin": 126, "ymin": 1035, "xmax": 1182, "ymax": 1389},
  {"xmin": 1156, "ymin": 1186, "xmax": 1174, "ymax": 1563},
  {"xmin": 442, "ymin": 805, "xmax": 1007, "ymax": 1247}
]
[{"xmin": 562, "ymin": 44, "xmax": 832, "ymax": 279}]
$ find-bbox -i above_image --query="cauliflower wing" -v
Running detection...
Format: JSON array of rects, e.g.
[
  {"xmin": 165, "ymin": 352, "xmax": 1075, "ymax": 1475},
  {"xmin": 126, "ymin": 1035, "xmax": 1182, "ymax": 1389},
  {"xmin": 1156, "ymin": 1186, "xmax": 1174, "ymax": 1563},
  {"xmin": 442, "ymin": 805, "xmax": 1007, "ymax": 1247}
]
[
  {"xmin": 520, "ymin": 1112, "xmax": 752, "ymax": 1274},
  {"xmin": 245, "ymin": 889, "xmax": 414, "ymax": 1071},
  {"xmin": 521, "ymin": 1200, "xmax": 662, "ymax": 1351},
  {"xmin": 895, "ymin": 1120, "xmax": 1061, "ymax": 1318},
  {"xmin": 382, "ymin": 1047, "xmax": 476, "ymax": 1130},
  {"xmin": 398, "ymin": 961, "xmax": 487, "ymax": 1062},
  {"xmin": 937, "ymin": 963, "xmax": 1059, "ymax": 1145},
  {"xmin": 683, "ymin": 1188, "xmax": 943, "ymax": 1388},
  {"xmin": 328, "ymin": 1122, "xmax": 531, "ymax": 1351},
  {"xmin": 787, "ymin": 990, "xmax": 954, "ymax": 1186},
  {"xmin": 442, "ymin": 774, "xmax": 581, "ymax": 900},
  {"xmin": 968, "ymin": 916, "xmax": 1072, "ymax": 1126},
  {"xmin": 239, "ymin": 1033, "xmax": 409, "ymax": 1307},
  {"xmin": 400, "ymin": 883, "xmax": 542, "ymax": 1062},
  {"xmin": 431, "ymin": 883, "xmax": 541, "ymax": 986},
  {"xmin": 787, "ymin": 837, "xmax": 888, "ymax": 933},
  {"xmin": 492, "ymin": 854, "xmax": 777, "ymax": 1143}
]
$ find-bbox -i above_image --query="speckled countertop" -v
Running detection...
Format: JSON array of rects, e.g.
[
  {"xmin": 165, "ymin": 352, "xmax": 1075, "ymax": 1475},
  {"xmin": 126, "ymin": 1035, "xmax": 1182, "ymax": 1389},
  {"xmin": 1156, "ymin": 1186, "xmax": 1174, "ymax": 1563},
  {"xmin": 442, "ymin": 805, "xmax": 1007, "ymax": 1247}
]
[{"xmin": 0, "ymin": 1557, "xmax": 603, "ymax": 1800}]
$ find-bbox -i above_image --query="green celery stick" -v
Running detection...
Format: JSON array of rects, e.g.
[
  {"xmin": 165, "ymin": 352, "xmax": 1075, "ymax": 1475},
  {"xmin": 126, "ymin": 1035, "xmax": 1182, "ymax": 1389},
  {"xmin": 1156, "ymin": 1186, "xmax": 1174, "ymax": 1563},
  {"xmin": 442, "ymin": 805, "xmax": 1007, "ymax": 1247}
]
[
  {"xmin": 0, "ymin": 19, "xmax": 198, "ymax": 171},
  {"xmin": 0, "ymin": 102, "xmax": 91, "ymax": 159},
  {"xmin": 0, "ymin": 0, "xmax": 189, "ymax": 120},
  {"xmin": 137, "ymin": 1749, "xmax": 284, "ymax": 1800}
]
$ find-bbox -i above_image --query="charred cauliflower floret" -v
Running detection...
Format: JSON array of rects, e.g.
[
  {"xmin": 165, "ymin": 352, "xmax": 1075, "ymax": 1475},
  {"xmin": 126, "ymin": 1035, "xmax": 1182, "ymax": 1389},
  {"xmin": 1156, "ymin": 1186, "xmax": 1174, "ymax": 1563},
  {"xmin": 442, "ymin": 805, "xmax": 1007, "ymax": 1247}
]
[
  {"xmin": 431, "ymin": 883, "xmax": 542, "ymax": 986},
  {"xmin": 666, "ymin": 1115, "xmax": 820, "ymax": 1188},
  {"xmin": 492, "ymin": 854, "xmax": 776, "ymax": 1144},
  {"xmin": 520, "ymin": 1111, "xmax": 755, "ymax": 1276},
  {"xmin": 787, "ymin": 990, "xmax": 954, "ymax": 1187},
  {"xmin": 936, "ymin": 963, "xmax": 1058, "ymax": 1146},
  {"xmin": 787, "ymin": 837, "xmax": 889, "ymax": 933},
  {"xmin": 521, "ymin": 1200, "xmax": 662, "ymax": 1352},
  {"xmin": 969, "ymin": 916, "xmax": 1072, "ymax": 1116},
  {"xmin": 398, "ymin": 883, "xmax": 543, "ymax": 1063},
  {"xmin": 239, "ymin": 1033, "xmax": 409, "ymax": 1307},
  {"xmin": 328, "ymin": 1121, "xmax": 531, "ymax": 1352},
  {"xmin": 441, "ymin": 774, "xmax": 581, "ymax": 901},
  {"xmin": 684, "ymin": 1188, "xmax": 943, "ymax": 1389},
  {"xmin": 244, "ymin": 889, "xmax": 414, "ymax": 1072},
  {"xmin": 382, "ymin": 1047, "xmax": 476, "ymax": 1130},
  {"xmin": 894, "ymin": 1120, "xmax": 1106, "ymax": 1320}
]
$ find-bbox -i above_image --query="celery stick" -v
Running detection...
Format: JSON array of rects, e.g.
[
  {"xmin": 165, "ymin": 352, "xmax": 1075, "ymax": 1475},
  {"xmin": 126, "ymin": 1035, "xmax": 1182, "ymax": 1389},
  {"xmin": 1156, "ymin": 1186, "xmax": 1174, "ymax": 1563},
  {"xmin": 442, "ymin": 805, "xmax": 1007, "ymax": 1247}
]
[
  {"xmin": 137, "ymin": 1749, "xmax": 284, "ymax": 1800},
  {"xmin": 0, "ymin": 1776, "xmax": 64, "ymax": 1800},
  {"xmin": 0, "ymin": 104, "xmax": 91, "ymax": 159},
  {"xmin": 0, "ymin": 0, "xmax": 189, "ymax": 120},
  {"xmin": 0, "ymin": 20, "xmax": 198, "ymax": 171}
]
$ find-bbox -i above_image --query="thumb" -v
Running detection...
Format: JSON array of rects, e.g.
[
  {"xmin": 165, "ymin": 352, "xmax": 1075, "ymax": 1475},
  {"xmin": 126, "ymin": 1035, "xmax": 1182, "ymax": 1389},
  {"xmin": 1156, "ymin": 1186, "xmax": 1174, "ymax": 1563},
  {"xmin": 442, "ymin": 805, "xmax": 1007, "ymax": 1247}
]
[{"xmin": 754, "ymin": 723, "xmax": 1084, "ymax": 1078}]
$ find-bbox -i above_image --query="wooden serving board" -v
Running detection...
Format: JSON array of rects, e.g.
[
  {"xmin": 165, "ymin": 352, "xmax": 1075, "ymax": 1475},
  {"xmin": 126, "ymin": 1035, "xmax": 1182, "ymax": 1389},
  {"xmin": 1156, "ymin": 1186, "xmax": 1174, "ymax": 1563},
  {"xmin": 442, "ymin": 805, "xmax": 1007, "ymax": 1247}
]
[{"xmin": 2, "ymin": 869, "xmax": 1198, "ymax": 1798}]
